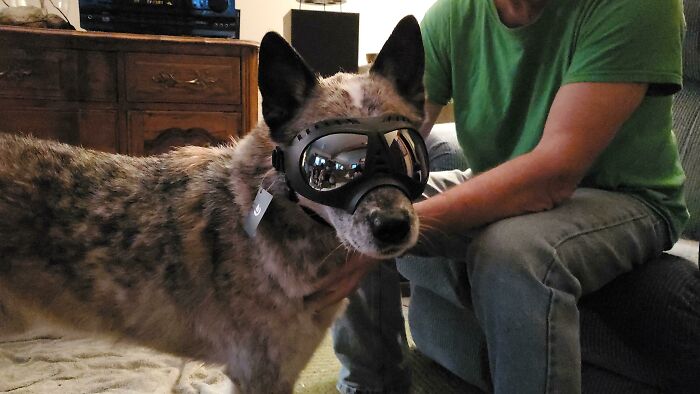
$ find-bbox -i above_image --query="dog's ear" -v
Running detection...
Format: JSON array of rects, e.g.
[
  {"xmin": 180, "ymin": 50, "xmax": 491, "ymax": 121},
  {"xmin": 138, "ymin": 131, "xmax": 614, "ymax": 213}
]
[
  {"xmin": 259, "ymin": 32, "xmax": 318, "ymax": 142},
  {"xmin": 370, "ymin": 15, "xmax": 425, "ymax": 115}
]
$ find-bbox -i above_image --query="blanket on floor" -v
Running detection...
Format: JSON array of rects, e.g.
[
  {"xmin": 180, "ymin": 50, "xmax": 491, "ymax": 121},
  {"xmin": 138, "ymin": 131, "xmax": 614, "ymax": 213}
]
[{"xmin": 0, "ymin": 329, "xmax": 231, "ymax": 394}]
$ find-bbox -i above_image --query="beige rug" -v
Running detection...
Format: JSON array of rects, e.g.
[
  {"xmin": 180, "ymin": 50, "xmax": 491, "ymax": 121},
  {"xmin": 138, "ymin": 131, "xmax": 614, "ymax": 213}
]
[
  {"xmin": 0, "ymin": 317, "xmax": 482, "ymax": 394},
  {"xmin": 0, "ymin": 331, "xmax": 233, "ymax": 394}
]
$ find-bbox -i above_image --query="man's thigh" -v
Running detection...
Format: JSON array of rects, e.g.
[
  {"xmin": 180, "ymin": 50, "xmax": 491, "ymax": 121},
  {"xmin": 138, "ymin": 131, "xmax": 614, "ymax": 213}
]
[
  {"xmin": 418, "ymin": 171, "xmax": 670, "ymax": 293},
  {"xmin": 465, "ymin": 188, "xmax": 671, "ymax": 296}
]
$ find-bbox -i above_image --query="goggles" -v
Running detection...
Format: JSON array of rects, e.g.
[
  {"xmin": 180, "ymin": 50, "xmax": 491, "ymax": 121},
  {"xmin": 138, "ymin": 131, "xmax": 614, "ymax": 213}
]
[{"xmin": 272, "ymin": 114, "xmax": 430, "ymax": 212}]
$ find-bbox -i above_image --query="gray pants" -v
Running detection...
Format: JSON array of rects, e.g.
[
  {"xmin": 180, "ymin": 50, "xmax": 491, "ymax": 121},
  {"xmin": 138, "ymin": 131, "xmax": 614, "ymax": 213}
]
[{"xmin": 332, "ymin": 169, "xmax": 671, "ymax": 394}]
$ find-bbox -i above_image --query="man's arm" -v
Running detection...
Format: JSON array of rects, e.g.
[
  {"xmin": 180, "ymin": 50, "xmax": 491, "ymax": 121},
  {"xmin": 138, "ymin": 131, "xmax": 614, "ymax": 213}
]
[
  {"xmin": 305, "ymin": 82, "xmax": 647, "ymax": 309},
  {"xmin": 420, "ymin": 101, "xmax": 445, "ymax": 137},
  {"xmin": 416, "ymin": 82, "xmax": 648, "ymax": 234}
]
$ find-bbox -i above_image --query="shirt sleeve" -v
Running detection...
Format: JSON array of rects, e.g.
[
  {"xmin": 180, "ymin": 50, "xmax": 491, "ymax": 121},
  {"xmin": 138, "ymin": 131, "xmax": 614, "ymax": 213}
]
[
  {"xmin": 421, "ymin": 0, "xmax": 453, "ymax": 105},
  {"xmin": 563, "ymin": 0, "xmax": 684, "ymax": 96}
]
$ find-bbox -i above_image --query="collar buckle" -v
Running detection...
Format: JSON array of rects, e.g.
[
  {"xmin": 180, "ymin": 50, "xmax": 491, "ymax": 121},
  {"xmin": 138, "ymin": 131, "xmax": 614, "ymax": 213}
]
[{"xmin": 272, "ymin": 147, "xmax": 285, "ymax": 171}]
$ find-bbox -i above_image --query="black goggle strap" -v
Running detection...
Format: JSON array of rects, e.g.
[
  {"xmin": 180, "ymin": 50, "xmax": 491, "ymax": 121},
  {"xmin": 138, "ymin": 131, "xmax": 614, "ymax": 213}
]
[
  {"xmin": 271, "ymin": 147, "xmax": 296, "ymax": 201},
  {"xmin": 301, "ymin": 205, "xmax": 332, "ymax": 227},
  {"xmin": 272, "ymin": 146, "xmax": 332, "ymax": 227},
  {"xmin": 368, "ymin": 133, "xmax": 395, "ymax": 174},
  {"xmin": 272, "ymin": 146, "xmax": 285, "ymax": 172}
]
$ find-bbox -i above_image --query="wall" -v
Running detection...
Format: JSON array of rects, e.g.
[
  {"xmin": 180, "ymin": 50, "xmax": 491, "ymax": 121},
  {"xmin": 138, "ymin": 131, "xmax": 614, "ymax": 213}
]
[
  {"xmin": 0, "ymin": 0, "xmax": 434, "ymax": 65},
  {"xmin": 238, "ymin": 0, "xmax": 433, "ymax": 65}
]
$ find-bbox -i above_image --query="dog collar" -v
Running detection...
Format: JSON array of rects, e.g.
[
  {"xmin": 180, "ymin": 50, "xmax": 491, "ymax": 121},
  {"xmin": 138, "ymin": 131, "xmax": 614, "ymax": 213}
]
[{"xmin": 278, "ymin": 176, "xmax": 332, "ymax": 228}]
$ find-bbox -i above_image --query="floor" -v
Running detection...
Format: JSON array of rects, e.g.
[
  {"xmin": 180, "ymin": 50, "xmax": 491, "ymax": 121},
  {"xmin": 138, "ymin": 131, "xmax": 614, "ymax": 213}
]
[{"xmin": 293, "ymin": 297, "xmax": 485, "ymax": 394}]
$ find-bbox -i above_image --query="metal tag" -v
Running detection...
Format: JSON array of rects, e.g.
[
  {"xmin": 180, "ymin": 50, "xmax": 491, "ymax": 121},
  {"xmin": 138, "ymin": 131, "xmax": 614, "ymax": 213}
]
[{"xmin": 243, "ymin": 188, "xmax": 274, "ymax": 238}]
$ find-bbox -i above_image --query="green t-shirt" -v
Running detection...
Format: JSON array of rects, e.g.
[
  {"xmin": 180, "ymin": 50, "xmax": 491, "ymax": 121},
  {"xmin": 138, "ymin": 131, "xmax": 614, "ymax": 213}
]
[{"xmin": 422, "ymin": 0, "xmax": 689, "ymax": 241}]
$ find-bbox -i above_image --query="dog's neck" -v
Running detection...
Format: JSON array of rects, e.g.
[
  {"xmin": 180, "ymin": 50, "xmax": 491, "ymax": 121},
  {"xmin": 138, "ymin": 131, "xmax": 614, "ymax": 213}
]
[
  {"xmin": 278, "ymin": 175, "xmax": 335, "ymax": 228},
  {"xmin": 261, "ymin": 171, "xmax": 333, "ymax": 228}
]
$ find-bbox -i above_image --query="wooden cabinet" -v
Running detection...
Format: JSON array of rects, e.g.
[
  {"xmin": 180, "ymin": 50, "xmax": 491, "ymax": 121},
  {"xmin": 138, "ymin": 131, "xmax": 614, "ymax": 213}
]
[
  {"xmin": 125, "ymin": 53, "xmax": 242, "ymax": 105},
  {"xmin": 128, "ymin": 110, "xmax": 241, "ymax": 155},
  {"xmin": 0, "ymin": 26, "xmax": 258, "ymax": 155}
]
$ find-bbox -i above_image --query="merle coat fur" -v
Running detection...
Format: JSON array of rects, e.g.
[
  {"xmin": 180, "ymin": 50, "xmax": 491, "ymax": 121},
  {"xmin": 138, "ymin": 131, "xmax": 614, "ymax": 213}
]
[{"xmin": 0, "ymin": 16, "xmax": 425, "ymax": 393}]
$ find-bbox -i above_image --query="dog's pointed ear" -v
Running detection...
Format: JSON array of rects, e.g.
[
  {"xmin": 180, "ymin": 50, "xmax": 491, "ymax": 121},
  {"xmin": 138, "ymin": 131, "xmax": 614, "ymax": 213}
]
[
  {"xmin": 258, "ymin": 32, "xmax": 318, "ymax": 142},
  {"xmin": 370, "ymin": 15, "xmax": 425, "ymax": 115}
]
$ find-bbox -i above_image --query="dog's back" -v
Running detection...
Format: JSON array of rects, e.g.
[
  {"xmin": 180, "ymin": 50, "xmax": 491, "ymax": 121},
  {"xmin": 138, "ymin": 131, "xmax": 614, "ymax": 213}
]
[
  {"xmin": 0, "ymin": 133, "xmax": 151, "ymax": 267},
  {"xmin": 0, "ymin": 14, "xmax": 427, "ymax": 393},
  {"xmin": 0, "ymin": 134, "xmax": 237, "ymax": 354},
  {"xmin": 0, "ymin": 130, "xmax": 349, "ymax": 386}
]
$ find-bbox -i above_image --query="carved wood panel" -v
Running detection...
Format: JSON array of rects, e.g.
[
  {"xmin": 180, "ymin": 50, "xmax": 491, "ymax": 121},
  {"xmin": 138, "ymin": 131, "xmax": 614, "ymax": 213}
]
[
  {"xmin": 128, "ymin": 110, "xmax": 241, "ymax": 155},
  {"xmin": 125, "ymin": 53, "xmax": 242, "ymax": 105}
]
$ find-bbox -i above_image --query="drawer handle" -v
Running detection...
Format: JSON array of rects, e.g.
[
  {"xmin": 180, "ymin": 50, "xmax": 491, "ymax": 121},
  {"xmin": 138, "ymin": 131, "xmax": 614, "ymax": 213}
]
[
  {"xmin": 0, "ymin": 67, "xmax": 33, "ymax": 81},
  {"xmin": 152, "ymin": 71, "xmax": 218, "ymax": 89}
]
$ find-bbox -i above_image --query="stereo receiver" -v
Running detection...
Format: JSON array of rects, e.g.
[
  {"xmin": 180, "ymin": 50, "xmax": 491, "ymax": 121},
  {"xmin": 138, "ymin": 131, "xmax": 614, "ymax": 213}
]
[{"xmin": 79, "ymin": 0, "xmax": 240, "ymax": 38}]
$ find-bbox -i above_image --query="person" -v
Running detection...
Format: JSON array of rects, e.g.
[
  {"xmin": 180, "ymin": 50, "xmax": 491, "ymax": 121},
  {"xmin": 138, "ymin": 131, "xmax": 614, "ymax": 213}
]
[{"xmin": 313, "ymin": 0, "xmax": 689, "ymax": 393}]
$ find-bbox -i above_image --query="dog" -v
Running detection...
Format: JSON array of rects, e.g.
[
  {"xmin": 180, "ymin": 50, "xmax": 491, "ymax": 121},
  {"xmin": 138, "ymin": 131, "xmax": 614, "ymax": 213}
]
[{"xmin": 0, "ymin": 15, "xmax": 426, "ymax": 393}]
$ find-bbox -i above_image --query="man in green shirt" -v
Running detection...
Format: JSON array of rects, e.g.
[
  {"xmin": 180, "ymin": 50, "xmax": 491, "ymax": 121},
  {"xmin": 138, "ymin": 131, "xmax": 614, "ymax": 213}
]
[{"xmin": 327, "ymin": 0, "xmax": 689, "ymax": 393}]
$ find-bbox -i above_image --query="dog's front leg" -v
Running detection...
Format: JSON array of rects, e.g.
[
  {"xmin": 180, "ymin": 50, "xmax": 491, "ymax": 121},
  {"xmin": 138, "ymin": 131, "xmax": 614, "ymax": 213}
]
[
  {"xmin": 0, "ymin": 297, "xmax": 28, "ymax": 337},
  {"xmin": 226, "ymin": 374, "xmax": 295, "ymax": 394},
  {"xmin": 225, "ymin": 358, "xmax": 295, "ymax": 394},
  {"xmin": 0, "ymin": 286, "xmax": 29, "ymax": 337}
]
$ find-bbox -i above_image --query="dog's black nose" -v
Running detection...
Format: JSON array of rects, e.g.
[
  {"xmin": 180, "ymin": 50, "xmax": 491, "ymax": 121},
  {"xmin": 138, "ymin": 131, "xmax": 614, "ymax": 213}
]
[{"xmin": 369, "ymin": 210, "xmax": 411, "ymax": 244}]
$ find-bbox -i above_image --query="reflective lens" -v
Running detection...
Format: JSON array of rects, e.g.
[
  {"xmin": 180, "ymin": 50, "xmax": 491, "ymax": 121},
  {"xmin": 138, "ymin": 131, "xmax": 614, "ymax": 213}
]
[
  {"xmin": 301, "ymin": 134, "xmax": 369, "ymax": 191},
  {"xmin": 383, "ymin": 129, "xmax": 427, "ymax": 182}
]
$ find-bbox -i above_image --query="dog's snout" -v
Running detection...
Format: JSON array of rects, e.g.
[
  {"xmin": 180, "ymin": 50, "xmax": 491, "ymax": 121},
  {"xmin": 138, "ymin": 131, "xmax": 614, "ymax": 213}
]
[{"xmin": 369, "ymin": 209, "xmax": 411, "ymax": 244}]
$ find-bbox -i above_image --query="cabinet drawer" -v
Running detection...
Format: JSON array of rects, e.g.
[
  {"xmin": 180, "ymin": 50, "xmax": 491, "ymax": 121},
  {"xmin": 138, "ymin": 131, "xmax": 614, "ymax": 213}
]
[
  {"xmin": 125, "ymin": 53, "xmax": 242, "ymax": 105},
  {"xmin": 128, "ymin": 110, "xmax": 241, "ymax": 155},
  {"xmin": 0, "ymin": 49, "xmax": 117, "ymax": 102},
  {"xmin": 0, "ymin": 48, "xmax": 78, "ymax": 100},
  {"xmin": 0, "ymin": 108, "xmax": 118, "ymax": 153}
]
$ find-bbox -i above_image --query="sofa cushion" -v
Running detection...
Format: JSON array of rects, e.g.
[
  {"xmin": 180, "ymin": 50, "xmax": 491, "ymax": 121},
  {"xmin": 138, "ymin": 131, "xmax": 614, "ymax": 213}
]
[
  {"xmin": 667, "ymin": 238, "xmax": 700, "ymax": 262},
  {"xmin": 579, "ymin": 253, "xmax": 700, "ymax": 393},
  {"xmin": 682, "ymin": 0, "xmax": 700, "ymax": 82},
  {"xmin": 424, "ymin": 123, "xmax": 470, "ymax": 172},
  {"xmin": 672, "ymin": 0, "xmax": 700, "ymax": 240},
  {"xmin": 672, "ymin": 79, "xmax": 700, "ymax": 240}
]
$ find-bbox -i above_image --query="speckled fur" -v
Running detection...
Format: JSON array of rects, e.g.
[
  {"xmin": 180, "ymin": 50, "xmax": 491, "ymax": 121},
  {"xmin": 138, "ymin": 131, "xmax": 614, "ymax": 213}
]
[{"xmin": 0, "ymin": 17, "xmax": 425, "ymax": 394}]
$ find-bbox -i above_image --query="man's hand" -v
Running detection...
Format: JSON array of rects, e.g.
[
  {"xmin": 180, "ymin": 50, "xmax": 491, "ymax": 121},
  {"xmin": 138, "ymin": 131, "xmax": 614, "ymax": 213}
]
[{"xmin": 304, "ymin": 252, "xmax": 381, "ymax": 313}]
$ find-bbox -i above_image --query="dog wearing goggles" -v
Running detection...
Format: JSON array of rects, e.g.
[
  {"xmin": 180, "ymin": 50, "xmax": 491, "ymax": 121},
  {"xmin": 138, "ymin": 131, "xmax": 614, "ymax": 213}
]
[{"xmin": 0, "ymin": 15, "xmax": 427, "ymax": 394}]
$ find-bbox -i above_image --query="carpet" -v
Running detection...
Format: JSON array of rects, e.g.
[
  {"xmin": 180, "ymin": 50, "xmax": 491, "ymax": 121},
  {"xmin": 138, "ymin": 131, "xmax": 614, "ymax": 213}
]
[
  {"xmin": 0, "ymin": 309, "xmax": 484, "ymax": 394},
  {"xmin": 295, "ymin": 328, "xmax": 484, "ymax": 394}
]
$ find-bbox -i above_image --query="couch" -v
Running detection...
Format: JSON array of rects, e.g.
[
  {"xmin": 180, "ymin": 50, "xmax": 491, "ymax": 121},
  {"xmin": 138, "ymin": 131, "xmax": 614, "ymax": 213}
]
[{"xmin": 397, "ymin": 1, "xmax": 700, "ymax": 392}]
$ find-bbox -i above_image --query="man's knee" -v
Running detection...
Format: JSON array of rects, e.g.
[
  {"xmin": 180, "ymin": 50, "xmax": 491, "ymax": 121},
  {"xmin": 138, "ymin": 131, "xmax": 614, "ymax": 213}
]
[{"xmin": 465, "ymin": 217, "xmax": 558, "ymax": 290}]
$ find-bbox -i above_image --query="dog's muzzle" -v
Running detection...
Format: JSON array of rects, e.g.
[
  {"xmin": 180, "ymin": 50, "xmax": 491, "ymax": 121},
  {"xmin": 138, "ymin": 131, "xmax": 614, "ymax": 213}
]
[{"xmin": 272, "ymin": 114, "xmax": 430, "ymax": 212}]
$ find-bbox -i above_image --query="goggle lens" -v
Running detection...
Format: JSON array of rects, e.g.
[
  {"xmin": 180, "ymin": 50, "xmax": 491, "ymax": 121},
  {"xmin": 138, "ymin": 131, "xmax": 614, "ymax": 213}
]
[
  {"xmin": 383, "ymin": 128, "xmax": 428, "ymax": 183},
  {"xmin": 300, "ymin": 129, "xmax": 427, "ymax": 193},
  {"xmin": 301, "ymin": 133, "xmax": 369, "ymax": 191}
]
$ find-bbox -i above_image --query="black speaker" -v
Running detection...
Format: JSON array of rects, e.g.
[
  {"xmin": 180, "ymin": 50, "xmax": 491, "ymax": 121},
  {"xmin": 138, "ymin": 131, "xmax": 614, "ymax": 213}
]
[{"xmin": 283, "ymin": 9, "xmax": 359, "ymax": 77}]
